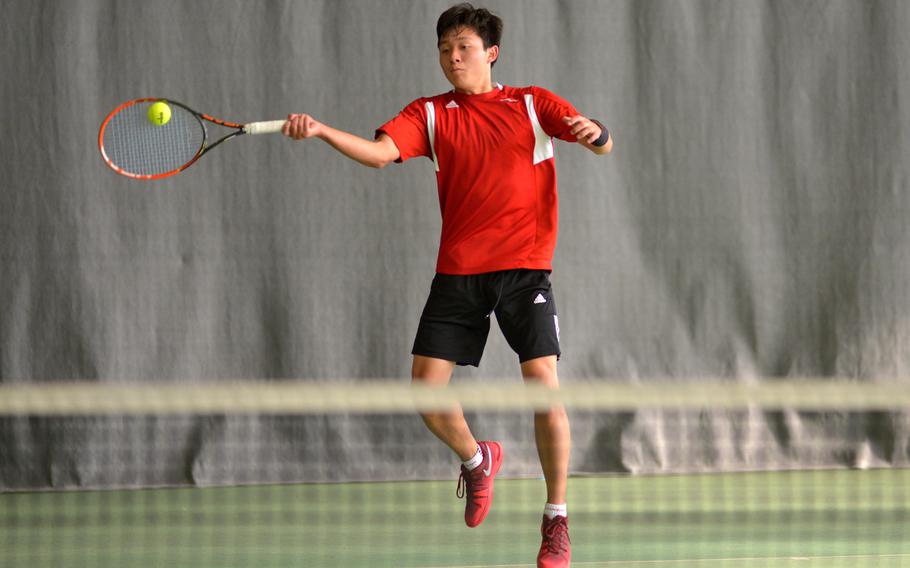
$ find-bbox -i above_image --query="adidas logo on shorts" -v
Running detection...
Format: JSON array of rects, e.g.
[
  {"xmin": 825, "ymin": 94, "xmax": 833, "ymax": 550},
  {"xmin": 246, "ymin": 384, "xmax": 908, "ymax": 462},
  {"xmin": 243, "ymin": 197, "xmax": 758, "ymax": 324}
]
[{"xmin": 533, "ymin": 293, "xmax": 546, "ymax": 304}]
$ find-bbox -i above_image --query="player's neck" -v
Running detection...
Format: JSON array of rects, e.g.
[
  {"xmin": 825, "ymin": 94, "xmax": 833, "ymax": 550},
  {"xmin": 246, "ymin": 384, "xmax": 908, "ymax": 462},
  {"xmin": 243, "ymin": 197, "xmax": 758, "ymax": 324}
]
[{"xmin": 453, "ymin": 77, "xmax": 496, "ymax": 96}]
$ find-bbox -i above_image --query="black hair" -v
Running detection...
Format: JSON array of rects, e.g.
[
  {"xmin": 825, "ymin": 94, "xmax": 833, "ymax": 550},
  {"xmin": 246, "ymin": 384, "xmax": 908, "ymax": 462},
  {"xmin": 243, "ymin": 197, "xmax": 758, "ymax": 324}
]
[{"xmin": 436, "ymin": 3, "xmax": 503, "ymax": 66}]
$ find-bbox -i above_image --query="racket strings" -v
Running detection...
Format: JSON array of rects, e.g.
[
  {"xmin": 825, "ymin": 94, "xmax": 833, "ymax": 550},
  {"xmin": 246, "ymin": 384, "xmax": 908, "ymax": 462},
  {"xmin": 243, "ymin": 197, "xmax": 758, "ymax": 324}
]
[{"xmin": 102, "ymin": 103, "xmax": 205, "ymax": 177}]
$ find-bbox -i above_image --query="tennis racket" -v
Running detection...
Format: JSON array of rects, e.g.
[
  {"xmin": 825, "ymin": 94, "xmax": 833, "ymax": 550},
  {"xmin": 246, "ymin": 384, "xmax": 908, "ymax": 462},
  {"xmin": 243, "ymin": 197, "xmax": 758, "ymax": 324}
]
[{"xmin": 98, "ymin": 98, "xmax": 286, "ymax": 180}]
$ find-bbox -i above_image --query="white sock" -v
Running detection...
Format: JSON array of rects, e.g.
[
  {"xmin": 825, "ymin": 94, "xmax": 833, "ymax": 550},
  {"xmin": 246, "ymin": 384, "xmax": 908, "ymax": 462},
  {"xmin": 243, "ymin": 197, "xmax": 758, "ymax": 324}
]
[
  {"xmin": 544, "ymin": 503, "xmax": 567, "ymax": 520},
  {"xmin": 462, "ymin": 445, "xmax": 483, "ymax": 470}
]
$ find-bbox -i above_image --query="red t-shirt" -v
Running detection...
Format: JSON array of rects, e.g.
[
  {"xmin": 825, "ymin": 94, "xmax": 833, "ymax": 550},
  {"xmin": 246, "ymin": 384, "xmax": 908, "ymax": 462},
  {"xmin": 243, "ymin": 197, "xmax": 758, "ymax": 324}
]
[{"xmin": 377, "ymin": 84, "xmax": 579, "ymax": 275}]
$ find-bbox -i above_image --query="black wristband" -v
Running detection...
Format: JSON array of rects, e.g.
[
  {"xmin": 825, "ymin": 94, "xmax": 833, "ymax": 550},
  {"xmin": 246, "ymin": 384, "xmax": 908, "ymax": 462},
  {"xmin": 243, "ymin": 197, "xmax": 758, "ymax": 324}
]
[{"xmin": 590, "ymin": 119, "xmax": 610, "ymax": 147}]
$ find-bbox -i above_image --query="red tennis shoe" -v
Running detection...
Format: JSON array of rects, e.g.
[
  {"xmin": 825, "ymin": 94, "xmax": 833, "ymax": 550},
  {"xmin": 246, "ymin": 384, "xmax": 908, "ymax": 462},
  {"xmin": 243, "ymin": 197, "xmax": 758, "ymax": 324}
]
[
  {"xmin": 537, "ymin": 515, "xmax": 571, "ymax": 568},
  {"xmin": 456, "ymin": 441, "xmax": 503, "ymax": 527}
]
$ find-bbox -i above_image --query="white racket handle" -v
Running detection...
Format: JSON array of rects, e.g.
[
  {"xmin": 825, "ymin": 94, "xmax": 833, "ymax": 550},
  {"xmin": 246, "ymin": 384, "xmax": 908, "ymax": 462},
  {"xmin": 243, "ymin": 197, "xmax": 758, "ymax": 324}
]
[{"xmin": 243, "ymin": 120, "xmax": 286, "ymax": 135}]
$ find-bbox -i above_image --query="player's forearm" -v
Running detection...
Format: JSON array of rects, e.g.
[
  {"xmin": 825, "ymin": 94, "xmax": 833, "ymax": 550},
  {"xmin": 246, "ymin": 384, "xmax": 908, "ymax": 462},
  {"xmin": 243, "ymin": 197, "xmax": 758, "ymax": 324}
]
[{"xmin": 318, "ymin": 126, "xmax": 396, "ymax": 168}]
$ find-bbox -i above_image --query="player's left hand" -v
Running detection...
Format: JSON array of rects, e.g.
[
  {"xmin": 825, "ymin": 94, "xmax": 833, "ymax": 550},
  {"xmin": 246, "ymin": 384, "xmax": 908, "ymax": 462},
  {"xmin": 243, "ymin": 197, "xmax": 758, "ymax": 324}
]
[{"xmin": 563, "ymin": 115, "xmax": 602, "ymax": 145}]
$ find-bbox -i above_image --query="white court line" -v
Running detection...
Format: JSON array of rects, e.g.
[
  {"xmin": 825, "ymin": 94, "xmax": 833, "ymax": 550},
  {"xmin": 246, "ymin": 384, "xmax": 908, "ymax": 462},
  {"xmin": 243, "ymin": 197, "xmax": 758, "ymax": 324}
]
[{"xmin": 416, "ymin": 553, "xmax": 910, "ymax": 568}]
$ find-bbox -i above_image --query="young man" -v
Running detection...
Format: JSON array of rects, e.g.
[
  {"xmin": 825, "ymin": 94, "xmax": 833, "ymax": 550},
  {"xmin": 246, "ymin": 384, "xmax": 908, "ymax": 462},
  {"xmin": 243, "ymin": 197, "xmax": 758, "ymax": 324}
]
[{"xmin": 282, "ymin": 4, "xmax": 611, "ymax": 567}]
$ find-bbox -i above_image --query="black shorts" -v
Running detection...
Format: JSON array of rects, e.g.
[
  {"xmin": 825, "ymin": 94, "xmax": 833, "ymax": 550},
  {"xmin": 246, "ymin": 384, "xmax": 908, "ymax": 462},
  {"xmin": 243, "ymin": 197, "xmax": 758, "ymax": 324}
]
[{"xmin": 412, "ymin": 269, "xmax": 561, "ymax": 367}]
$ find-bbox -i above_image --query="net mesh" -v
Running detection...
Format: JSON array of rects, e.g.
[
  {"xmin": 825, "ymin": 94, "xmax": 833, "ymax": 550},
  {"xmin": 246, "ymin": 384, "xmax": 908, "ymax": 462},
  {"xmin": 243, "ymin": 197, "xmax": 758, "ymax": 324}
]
[
  {"xmin": 1, "ymin": 380, "xmax": 908, "ymax": 568},
  {"xmin": 101, "ymin": 102, "xmax": 204, "ymax": 176}
]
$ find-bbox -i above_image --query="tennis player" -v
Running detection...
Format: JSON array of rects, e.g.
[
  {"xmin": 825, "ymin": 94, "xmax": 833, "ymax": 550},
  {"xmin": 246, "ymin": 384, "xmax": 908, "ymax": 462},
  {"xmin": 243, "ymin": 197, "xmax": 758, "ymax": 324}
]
[{"xmin": 283, "ymin": 4, "xmax": 611, "ymax": 566}]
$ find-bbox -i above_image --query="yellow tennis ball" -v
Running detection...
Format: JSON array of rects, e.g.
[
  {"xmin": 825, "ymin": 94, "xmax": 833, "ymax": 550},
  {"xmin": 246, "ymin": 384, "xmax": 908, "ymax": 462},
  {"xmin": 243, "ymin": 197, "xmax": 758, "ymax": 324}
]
[{"xmin": 147, "ymin": 101, "xmax": 171, "ymax": 126}]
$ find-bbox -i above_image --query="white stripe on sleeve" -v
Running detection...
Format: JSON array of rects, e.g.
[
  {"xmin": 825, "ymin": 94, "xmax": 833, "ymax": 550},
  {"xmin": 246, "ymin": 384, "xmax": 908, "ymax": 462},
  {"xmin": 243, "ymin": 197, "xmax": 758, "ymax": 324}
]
[
  {"xmin": 524, "ymin": 94, "xmax": 555, "ymax": 165},
  {"xmin": 425, "ymin": 101, "xmax": 440, "ymax": 172}
]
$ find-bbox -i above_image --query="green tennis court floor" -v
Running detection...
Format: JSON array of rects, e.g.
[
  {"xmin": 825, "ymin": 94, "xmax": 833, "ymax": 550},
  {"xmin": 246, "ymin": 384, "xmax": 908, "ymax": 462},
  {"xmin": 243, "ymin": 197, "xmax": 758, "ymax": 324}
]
[{"xmin": 3, "ymin": 469, "xmax": 908, "ymax": 567}]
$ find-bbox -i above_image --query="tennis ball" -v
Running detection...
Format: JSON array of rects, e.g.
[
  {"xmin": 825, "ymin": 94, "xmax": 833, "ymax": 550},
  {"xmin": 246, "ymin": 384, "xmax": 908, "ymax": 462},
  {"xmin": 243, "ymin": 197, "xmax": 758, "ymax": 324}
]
[{"xmin": 147, "ymin": 101, "xmax": 171, "ymax": 126}]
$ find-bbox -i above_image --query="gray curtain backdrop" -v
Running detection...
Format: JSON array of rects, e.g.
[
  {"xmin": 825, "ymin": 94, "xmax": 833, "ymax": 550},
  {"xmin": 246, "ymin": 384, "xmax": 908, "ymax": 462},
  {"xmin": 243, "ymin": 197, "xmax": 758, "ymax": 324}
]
[{"xmin": 1, "ymin": 0, "xmax": 909, "ymax": 489}]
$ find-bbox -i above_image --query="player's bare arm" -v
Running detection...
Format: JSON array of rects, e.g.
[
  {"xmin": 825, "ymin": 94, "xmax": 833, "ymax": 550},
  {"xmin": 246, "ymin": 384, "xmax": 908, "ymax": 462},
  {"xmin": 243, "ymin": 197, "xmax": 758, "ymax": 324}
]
[
  {"xmin": 283, "ymin": 113, "xmax": 400, "ymax": 168},
  {"xmin": 563, "ymin": 115, "xmax": 613, "ymax": 155}
]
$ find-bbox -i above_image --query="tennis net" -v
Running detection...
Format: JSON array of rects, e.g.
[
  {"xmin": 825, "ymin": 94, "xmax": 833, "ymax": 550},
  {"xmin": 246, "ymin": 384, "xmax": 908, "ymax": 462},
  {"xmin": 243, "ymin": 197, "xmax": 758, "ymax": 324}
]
[{"xmin": 1, "ymin": 379, "xmax": 908, "ymax": 567}]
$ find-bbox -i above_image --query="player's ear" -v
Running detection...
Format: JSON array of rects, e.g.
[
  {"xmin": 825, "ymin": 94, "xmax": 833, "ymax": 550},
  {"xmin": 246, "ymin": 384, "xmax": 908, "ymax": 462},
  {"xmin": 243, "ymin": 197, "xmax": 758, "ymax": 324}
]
[{"xmin": 487, "ymin": 45, "xmax": 499, "ymax": 65}]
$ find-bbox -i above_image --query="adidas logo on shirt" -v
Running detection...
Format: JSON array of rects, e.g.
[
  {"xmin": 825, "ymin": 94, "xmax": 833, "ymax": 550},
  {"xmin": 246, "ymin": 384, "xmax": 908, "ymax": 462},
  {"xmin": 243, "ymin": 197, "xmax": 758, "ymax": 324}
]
[
  {"xmin": 445, "ymin": 100, "xmax": 459, "ymax": 109},
  {"xmin": 533, "ymin": 293, "xmax": 547, "ymax": 304}
]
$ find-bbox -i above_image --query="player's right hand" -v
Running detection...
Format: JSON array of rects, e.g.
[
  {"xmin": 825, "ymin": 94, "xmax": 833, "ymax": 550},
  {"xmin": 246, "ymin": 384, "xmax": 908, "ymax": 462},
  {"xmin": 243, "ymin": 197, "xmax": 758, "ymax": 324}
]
[{"xmin": 283, "ymin": 114, "xmax": 323, "ymax": 140}]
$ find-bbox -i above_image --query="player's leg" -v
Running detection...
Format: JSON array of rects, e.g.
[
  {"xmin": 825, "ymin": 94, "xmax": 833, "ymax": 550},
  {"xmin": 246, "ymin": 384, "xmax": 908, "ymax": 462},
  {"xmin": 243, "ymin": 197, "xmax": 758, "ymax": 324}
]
[
  {"xmin": 412, "ymin": 355, "xmax": 502, "ymax": 527},
  {"xmin": 411, "ymin": 354, "xmax": 477, "ymax": 460},
  {"xmin": 411, "ymin": 274, "xmax": 502, "ymax": 527},
  {"xmin": 494, "ymin": 270, "xmax": 571, "ymax": 567},
  {"xmin": 523, "ymin": 359, "xmax": 571, "ymax": 568},
  {"xmin": 520, "ymin": 355, "xmax": 570, "ymax": 506},
  {"xmin": 493, "ymin": 271, "xmax": 569, "ymax": 502}
]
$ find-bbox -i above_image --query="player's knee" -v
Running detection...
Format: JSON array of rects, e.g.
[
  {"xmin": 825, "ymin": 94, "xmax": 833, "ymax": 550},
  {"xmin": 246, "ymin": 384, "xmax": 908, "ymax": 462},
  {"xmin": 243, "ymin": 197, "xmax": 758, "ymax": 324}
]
[{"xmin": 521, "ymin": 356, "xmax": 559, "ymax": 387}]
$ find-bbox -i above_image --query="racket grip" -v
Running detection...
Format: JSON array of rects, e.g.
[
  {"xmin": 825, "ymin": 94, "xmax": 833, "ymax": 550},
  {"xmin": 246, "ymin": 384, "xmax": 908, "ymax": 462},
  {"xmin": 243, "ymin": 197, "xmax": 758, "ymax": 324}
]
[{"xmin": 243, "ymin": 120, "xmax": 287, "ymax": 135}]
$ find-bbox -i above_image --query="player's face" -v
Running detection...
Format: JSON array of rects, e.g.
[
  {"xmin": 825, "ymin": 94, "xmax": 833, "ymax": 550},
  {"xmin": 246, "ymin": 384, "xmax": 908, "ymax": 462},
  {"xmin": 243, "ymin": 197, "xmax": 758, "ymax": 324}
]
[{"xmin": 438, "ymin": 27, "xmax": 499, "ymax": 93}]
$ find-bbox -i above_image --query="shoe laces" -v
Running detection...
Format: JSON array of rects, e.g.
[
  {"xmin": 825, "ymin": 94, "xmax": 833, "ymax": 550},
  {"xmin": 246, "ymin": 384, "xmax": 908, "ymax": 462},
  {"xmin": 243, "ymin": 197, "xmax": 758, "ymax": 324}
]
[
  {"xmin": 542, "ymin": 516, "xmax": 570, "ymax": 554},
  {"xmin": 456, "ymin": 466, "xmax": 470, "ymax": 499}
]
